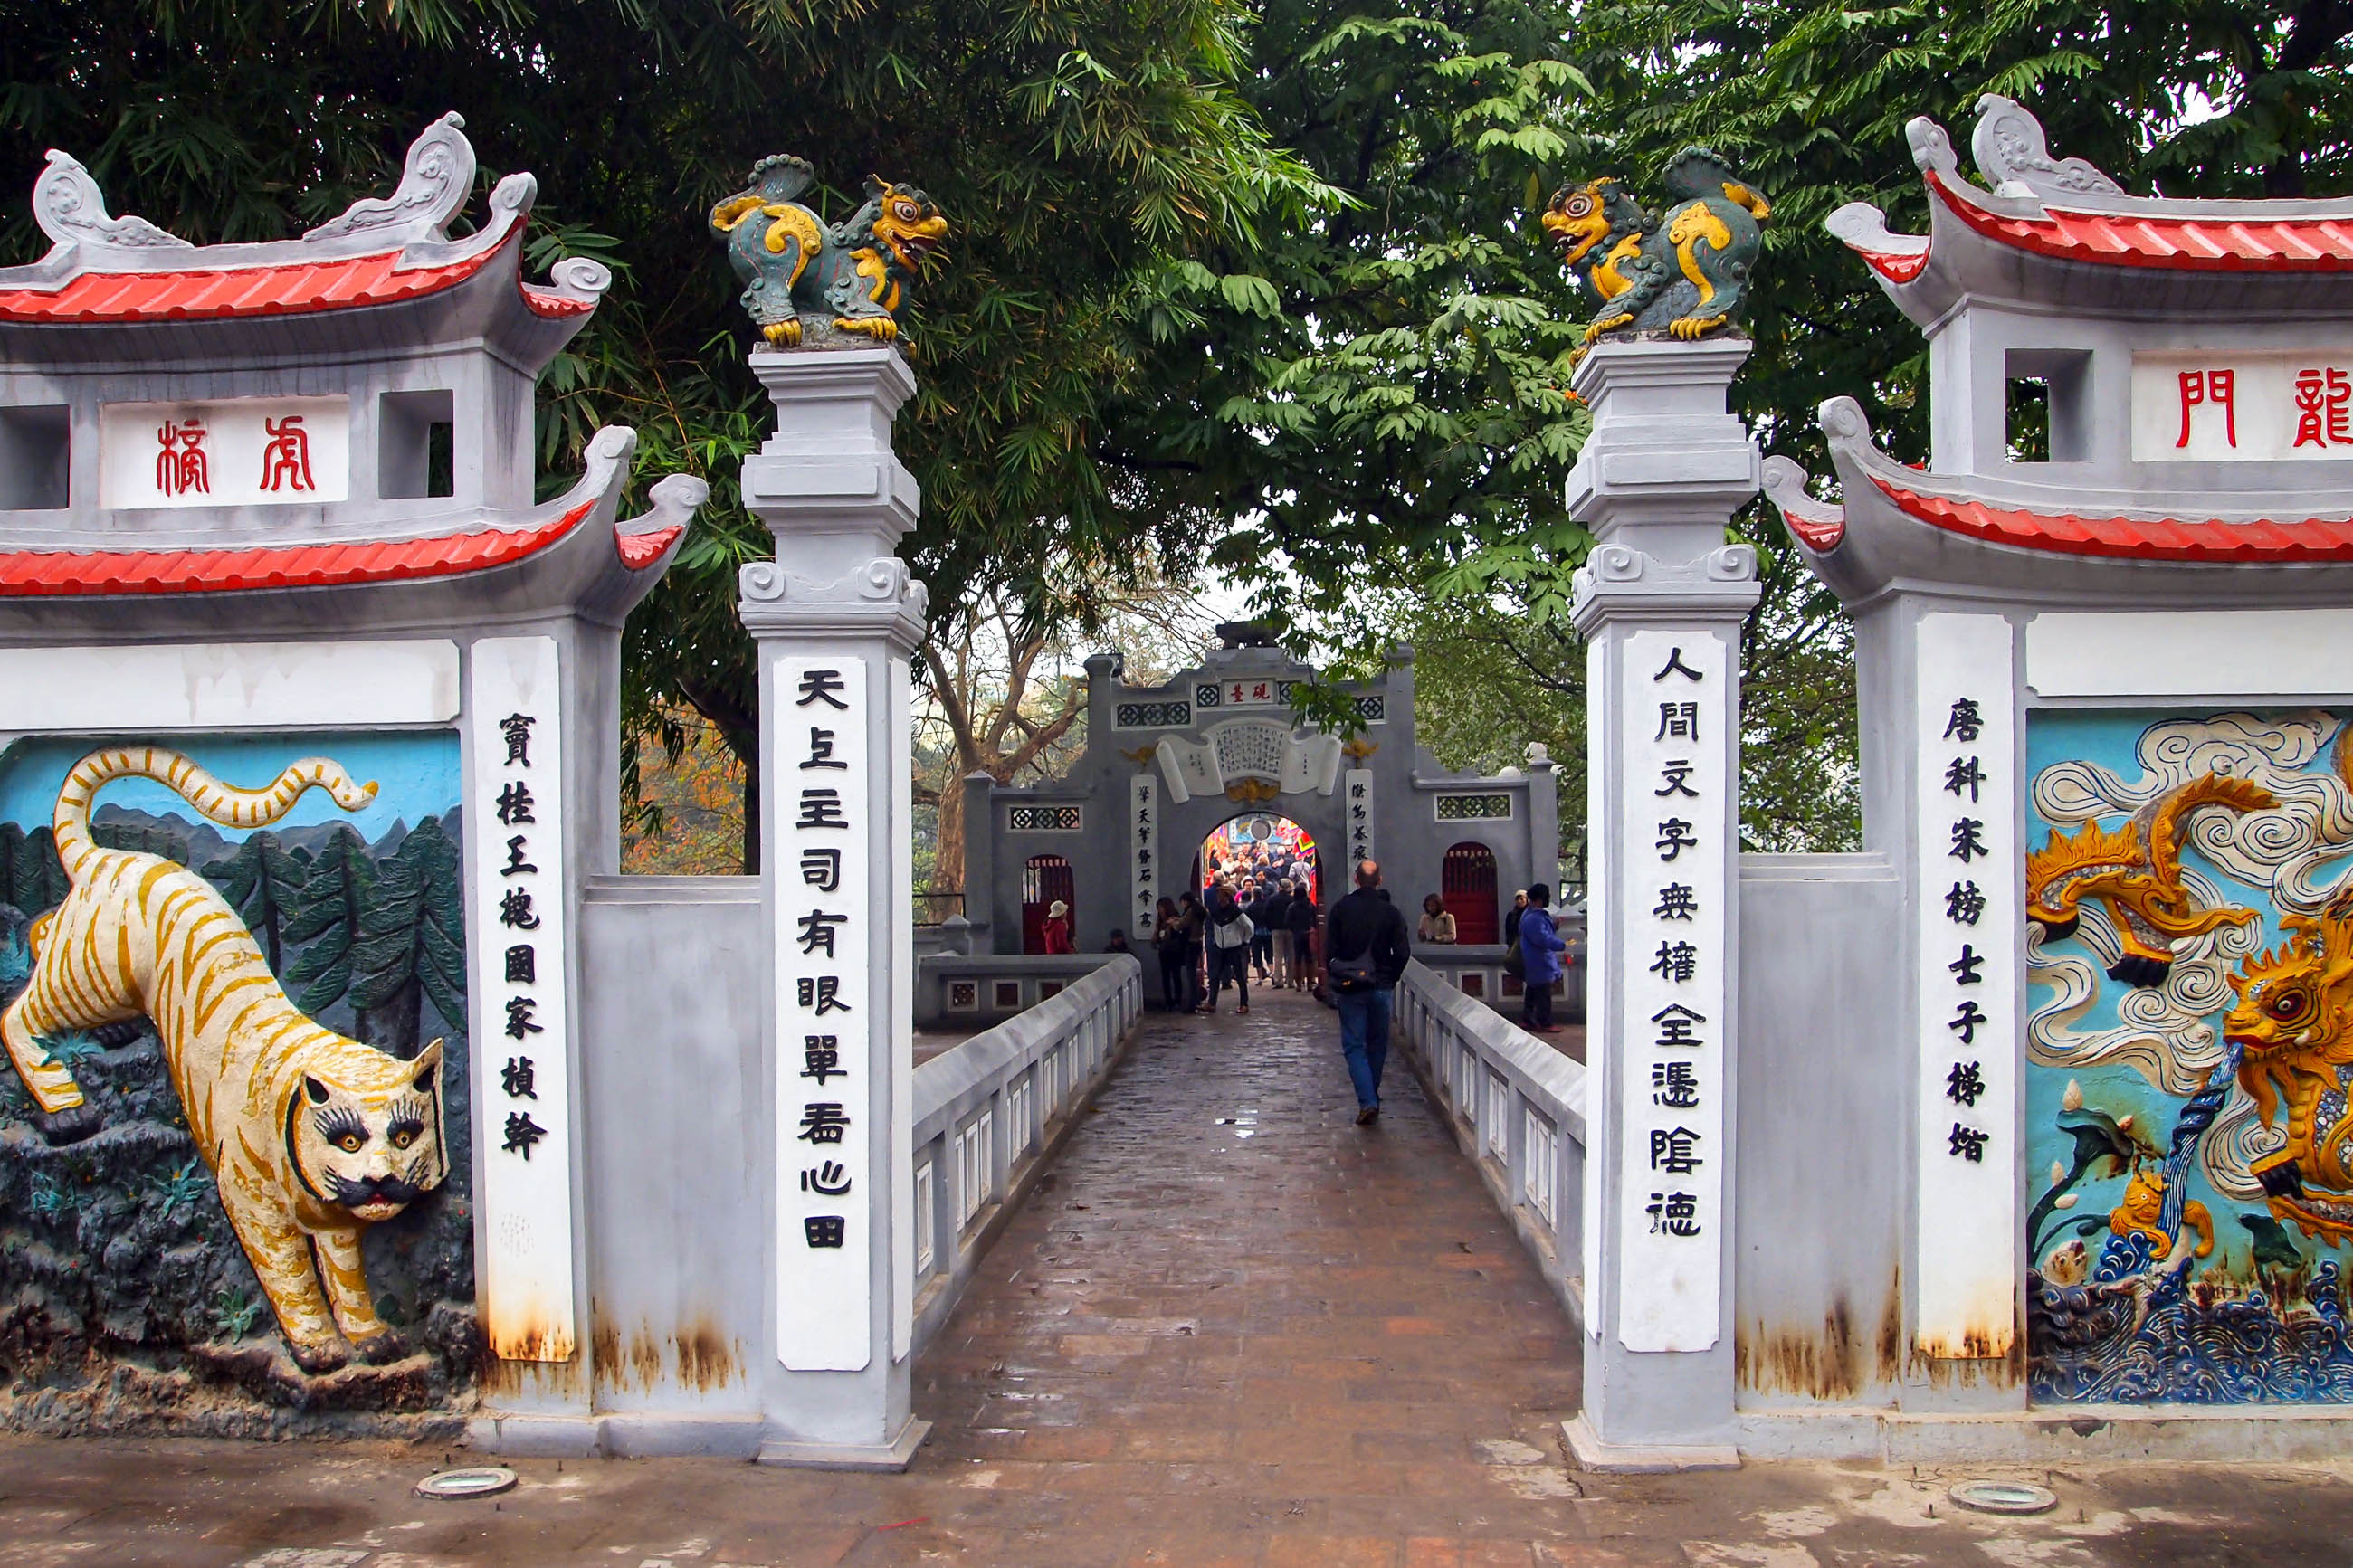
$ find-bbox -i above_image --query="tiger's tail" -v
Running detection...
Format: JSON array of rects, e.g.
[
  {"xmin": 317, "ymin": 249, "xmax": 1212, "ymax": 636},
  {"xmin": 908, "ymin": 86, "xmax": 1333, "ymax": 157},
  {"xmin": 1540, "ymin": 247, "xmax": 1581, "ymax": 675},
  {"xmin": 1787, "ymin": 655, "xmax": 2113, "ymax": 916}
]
[{"xmin": 52, "ymin": 746, "xmax": 377, "ymax": 879}]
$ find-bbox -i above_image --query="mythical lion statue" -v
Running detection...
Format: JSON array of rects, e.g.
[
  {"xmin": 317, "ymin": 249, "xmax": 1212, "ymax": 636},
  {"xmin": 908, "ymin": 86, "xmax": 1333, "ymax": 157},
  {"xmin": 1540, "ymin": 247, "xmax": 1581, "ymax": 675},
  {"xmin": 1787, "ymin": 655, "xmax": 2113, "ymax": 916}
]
[
  {"xmin": 710, "ymin": 155, "xmax": 948, "ymax": 348},
  {"xmin": 1541, "ymin": 148, "xmax": 1770, "ymax": 352}
]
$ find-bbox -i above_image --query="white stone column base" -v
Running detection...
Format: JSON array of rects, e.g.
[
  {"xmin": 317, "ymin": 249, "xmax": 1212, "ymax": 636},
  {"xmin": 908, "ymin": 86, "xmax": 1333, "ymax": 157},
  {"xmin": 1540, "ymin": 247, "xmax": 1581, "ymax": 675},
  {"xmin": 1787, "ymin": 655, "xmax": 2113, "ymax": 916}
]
[
  {"xmin": 1561, "ymin": 1413, "xmax": 1740, "ymax": 1474},
  {"xmin": 757, "ymin": 1414, "xmax": 932, "ymax": 1471}
]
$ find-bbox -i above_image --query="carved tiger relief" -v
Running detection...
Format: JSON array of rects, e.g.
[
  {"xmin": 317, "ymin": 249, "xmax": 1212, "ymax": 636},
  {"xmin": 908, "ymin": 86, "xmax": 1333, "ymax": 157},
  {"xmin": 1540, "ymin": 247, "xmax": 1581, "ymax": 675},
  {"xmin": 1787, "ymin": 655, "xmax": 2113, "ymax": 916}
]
[{"xmin": 0, "ymin": 746, "xmax": 450, "ymax": 1373}]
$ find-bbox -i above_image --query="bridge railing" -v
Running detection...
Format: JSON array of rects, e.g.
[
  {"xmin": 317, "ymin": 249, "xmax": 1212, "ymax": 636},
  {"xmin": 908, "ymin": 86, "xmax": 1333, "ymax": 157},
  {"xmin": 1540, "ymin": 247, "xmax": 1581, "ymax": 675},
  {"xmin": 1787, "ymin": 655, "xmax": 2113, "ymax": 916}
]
[
  {"xmin": 1394, "ymin": 960, "xmax": 1588, "ymax": 1330},
  {"xmin": 907, "ymin": 953, "xmax": 1145, "ymax": 1350}
]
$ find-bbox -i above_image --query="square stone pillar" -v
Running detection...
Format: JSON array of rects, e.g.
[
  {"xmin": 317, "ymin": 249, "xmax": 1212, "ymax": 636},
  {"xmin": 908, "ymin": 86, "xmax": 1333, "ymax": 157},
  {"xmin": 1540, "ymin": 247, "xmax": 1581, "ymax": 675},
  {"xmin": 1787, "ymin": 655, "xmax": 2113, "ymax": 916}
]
[
  {"xmin": 1565, "ymin": 339, "xmax": 1760, "ymax": 1470},
  {"xmin": 736, "ymin": 346, "xmax": 930, "ymax": 1468}
]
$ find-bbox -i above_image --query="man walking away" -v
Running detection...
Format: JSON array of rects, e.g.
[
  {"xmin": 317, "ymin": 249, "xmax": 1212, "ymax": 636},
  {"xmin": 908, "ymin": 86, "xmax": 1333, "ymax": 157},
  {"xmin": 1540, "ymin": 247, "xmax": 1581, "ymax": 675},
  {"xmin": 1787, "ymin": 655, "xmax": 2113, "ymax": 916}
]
[
  {"xmin": 1519, "ymin": 882, "xmax": 1567, "ymax": 1034},
  {"xmin": 1249, "ymin": 879, "xmax": 1278, "ymax": 979},
  {"xmin": 1326, "ymin": 860, "xmax": 1411, "ymax": 1123}
]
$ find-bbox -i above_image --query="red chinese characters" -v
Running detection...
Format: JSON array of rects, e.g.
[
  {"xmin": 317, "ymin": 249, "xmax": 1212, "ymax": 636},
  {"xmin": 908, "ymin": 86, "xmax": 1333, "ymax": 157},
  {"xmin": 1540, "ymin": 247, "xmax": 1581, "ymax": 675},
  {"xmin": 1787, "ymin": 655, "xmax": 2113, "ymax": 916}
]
[
  {"xmin": 2177, "ymin": 369, "xmax": 2237, "ymax": 448},
  {"xmin": 258, "ymin": 415, "xmax": 315, "ymax": 492},
  {"xmin": 155, "ymin": 420, "xmax": 210, "ymax": 498},
  {"xmin": 2295, "ymin": 368, "xmax": 2353, "ymax": 449}
]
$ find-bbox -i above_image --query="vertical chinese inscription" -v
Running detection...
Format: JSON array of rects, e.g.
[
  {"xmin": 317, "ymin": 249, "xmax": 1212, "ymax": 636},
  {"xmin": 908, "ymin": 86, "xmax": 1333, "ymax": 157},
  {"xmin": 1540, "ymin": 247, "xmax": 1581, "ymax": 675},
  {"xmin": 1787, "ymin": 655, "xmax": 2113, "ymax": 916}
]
[
  {"xmin": 467, "ymin": 636, "xmax": 576, "ymax": 1362},
  {"xmin": 1344, "ymin": 768, "xmax": 1375, "ymax": 869},
  {"xmin": 1131, "ymin": 774, "xmax": 1158, "ymax": 938},
  {"xmin": 779, "ymin": 659, "xmax": 872, "ymax": 1371},
  {"xmin": 1912, "ymin": 613, "xmax": 2018, "ymax": 1359},
  {"xmin": 1617, "ymin": 631, "xmax": 1727, "ymax": 1353}
]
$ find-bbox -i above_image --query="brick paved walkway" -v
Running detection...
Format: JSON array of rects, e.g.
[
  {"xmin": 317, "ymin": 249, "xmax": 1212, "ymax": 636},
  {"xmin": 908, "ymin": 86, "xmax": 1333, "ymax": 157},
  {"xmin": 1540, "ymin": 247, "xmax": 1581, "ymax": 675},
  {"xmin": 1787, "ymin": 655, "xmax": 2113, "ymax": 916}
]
[{"xmin": 909, "ymin": 984, "xmax": 1589, "ymax": 1559}]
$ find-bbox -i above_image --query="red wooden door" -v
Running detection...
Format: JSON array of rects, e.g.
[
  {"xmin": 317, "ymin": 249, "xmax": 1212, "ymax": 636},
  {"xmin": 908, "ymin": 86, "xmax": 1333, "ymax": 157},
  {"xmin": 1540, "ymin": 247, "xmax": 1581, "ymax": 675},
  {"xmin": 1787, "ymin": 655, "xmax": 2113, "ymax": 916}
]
[
  {"xmin": 1022, "ymin": 854, "xmax": 1075, "ymax": 955},
  {"xmin": 1442, "ymin": 842, "xmax": 1500, "ymax": 944}
]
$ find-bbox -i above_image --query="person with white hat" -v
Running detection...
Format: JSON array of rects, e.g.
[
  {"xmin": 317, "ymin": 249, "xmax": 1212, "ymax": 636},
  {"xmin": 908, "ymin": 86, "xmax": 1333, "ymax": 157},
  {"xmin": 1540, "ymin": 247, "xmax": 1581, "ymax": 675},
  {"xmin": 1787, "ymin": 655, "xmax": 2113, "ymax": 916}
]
[{"xmin": 1041, "ymin": 898, "xmax": 1075, "ymax": 955}]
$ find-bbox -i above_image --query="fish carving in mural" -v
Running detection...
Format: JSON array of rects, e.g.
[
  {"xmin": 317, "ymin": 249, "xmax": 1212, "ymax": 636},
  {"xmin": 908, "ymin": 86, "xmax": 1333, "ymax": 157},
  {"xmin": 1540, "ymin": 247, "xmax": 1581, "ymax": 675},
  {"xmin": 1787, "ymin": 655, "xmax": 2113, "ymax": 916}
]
[
  {"xmin": 2025, "ymin": 771, "xmax": 2274, "ymax": 986},
  {"xmin": 0, "ymin": 746, "xmax": 448, "ymax": 1374}
]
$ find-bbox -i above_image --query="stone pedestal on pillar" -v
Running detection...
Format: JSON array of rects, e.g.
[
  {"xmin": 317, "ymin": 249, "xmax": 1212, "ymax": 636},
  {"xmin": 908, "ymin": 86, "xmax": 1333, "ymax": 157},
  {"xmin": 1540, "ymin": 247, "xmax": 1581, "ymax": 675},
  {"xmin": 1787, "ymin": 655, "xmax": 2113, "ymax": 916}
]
[
  {"xmin": 1564, "ymin": 339, "xmax": 1760, "ymax": 1472},
  {"xmin": 736, "ymin": 346, "xmax": 930, "ymax": 1468}
]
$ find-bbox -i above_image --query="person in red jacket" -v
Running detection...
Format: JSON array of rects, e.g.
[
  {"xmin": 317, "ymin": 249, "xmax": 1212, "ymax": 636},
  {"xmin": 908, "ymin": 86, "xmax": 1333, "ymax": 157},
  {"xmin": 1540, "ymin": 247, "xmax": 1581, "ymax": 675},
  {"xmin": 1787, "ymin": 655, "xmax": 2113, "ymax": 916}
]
[{"xmin": 1041, "ymin": 899, "xmax": 1075, "ymax": 955}]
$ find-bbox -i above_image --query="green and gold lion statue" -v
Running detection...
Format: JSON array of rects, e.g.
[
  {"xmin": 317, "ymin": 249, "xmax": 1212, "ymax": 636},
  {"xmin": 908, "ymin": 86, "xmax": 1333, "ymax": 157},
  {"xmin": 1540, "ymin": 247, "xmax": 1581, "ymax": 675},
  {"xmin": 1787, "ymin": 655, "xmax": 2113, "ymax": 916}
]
[
  {"xmin": 1542, "ymin": 147, "xmax": 1769, "ymax": 353},
  {"xmin": 710, "ymin": 154, "xmax": 948, "ymax": 348}
]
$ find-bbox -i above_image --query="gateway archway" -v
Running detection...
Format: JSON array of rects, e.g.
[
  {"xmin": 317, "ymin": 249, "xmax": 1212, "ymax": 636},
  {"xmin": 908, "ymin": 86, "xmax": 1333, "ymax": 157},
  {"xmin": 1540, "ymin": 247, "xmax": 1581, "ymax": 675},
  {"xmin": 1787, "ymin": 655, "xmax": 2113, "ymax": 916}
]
[{"xmin": 1196, "ymin": 813, "xmax": 1321, "ymax": 906}]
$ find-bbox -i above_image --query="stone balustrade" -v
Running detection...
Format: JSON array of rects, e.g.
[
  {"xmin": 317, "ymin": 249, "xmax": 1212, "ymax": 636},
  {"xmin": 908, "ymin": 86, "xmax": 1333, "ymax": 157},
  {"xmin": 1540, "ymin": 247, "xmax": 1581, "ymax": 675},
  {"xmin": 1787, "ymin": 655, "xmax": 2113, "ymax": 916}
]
[
  {"xmin": 908, "ymin": 955, "xmax": 1145, "ymax": 1348},
  {"xmin": 1395, "ymin": 960, "xmax": 1587, "ymax": 1331}
]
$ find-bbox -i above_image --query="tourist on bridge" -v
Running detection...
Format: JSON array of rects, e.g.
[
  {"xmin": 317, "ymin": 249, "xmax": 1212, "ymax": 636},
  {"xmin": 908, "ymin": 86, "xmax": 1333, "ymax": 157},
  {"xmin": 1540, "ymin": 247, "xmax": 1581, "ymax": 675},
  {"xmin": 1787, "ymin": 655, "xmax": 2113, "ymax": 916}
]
[
  {"xmin": 1041, "ymin": 898, "xmax": 1075, "ymax": 955},
  {"xmin": 1247, "ymin": 879, "xmax": 1279, "ymax": 979},
  {"xmin": 1518, "ymin": 883, "xmax": 1567, "ymax": 1035},
  {"xmin": 1285, "ymin": 879, "xmax": 1319, "ymax": 993},
  {"xmin": 1174, "ymin": 892, "xmax": 1207, "ymax": 1012},
  {"xmin": 1151, "ymin": 897, "xmax": 1188, "ymax": 1009},
  {"xmin": 1203, "ymin": 884, "xmax": 1253, "ymax": 1014},
  {"xmin": 1264, "ymin": 879, "xmax": 1296, "ymax": 987},
  {"xmin": 1327, "ymin": 860, "xmax": 1412, "ymax": 1124},
  {"xmin": 1418, "ymin": 893, "xmax": 1457, "ymax": 945}
]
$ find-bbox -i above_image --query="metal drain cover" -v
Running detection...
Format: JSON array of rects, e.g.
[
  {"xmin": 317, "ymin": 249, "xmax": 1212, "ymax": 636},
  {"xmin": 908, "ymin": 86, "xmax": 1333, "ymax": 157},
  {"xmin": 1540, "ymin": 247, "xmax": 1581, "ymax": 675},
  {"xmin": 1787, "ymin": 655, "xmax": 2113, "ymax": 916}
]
[
  {"xmin": 414, "ymin": 1465, "xmax": 518, "ymax": 1501},
  {"xmin": 1948, "ymin": 1479, "xmax": 2057, "ymax": 1515}
]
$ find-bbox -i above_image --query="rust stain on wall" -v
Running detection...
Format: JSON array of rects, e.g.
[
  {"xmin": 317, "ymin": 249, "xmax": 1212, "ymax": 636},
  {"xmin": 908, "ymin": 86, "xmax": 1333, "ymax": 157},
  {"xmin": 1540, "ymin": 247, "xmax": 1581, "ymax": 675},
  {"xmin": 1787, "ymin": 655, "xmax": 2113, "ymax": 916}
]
[
  {"xmin": 674, "ymin": 1319, "xmax": 738, "ymax": 1392},
  {"xmin": 1736, "ymin": 1297, "xmax": 1862, "ymax": 1399},
  {"xmin": 1876, "ymin": 1269, "xmax": 1904, "ymax": 1384},
  {"xmin": 589, "ymin": 1310, "xmax": 740, "ymax": 1396}
]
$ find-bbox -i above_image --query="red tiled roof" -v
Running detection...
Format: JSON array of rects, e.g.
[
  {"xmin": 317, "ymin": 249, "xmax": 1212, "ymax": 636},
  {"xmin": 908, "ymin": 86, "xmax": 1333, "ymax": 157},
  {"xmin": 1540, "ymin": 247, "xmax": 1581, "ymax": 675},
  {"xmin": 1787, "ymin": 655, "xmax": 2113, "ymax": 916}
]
[
  {"xmin": 615, "ymin": 525, "xmax": 684, "ymax": 570},
  {"xmin": 1873, "ymin": 476, "xmax": 2353, "ymax": 562},
  {"xmin": 1781, "ymin": 508, "xmax": 1846, "ymax": 553},
  {"xmin": 0, "ymin": 235, "xmax": 510, "ymax": 324},
  {"xmin": 0, "ymin": 499, "xmax": 601, "ymax": 596},
  {"xmin": 1929, "ymin": 171, "xmax": 2353, "ymax": 272},
  {"xmin": 1855, "ymin": 248, "xmax": 1930, "ymax": 285}
]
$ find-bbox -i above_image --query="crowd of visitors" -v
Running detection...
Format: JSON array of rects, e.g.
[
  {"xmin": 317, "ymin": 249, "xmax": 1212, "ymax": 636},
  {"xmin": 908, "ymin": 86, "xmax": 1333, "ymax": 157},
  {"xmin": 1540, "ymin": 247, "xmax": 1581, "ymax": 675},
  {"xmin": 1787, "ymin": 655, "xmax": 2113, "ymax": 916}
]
[{"xmin": 1144, "ymin": 848, "xmax": 1574, "ymax": 1060}]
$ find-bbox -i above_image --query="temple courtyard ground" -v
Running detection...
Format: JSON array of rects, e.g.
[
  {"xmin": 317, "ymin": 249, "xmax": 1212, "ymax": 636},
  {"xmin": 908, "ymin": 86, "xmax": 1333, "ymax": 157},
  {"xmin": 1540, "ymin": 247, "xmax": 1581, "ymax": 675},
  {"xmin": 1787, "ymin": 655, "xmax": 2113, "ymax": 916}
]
[{"xmin": 5, "ymin": 986, "xmax": 2352, "ymax": 1564}]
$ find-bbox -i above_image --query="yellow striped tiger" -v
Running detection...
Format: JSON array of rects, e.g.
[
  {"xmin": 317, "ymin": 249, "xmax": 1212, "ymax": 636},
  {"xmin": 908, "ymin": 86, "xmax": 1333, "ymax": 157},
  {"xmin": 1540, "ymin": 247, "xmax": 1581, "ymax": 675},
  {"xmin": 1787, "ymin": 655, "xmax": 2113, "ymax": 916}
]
[{"xmin": 0, "ymin": 746, "xmax": 449, "ymax": 1374}]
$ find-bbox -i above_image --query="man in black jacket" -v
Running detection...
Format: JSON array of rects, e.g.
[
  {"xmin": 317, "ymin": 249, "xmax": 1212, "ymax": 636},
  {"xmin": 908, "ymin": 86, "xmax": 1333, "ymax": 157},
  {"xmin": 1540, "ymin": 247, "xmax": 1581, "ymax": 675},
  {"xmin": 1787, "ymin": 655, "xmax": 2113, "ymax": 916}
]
[{"xmin": 1325, "ymin": 859, "xmax": 1412, "ymax": 1124}]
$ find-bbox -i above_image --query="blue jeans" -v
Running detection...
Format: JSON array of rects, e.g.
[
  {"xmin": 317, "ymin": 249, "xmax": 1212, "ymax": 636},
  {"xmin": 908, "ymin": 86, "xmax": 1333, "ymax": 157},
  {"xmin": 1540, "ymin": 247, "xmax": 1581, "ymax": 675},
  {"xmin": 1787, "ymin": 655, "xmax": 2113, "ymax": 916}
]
[{"xmin": 1336, "ymin": 985, "xmax": 1394, "ymax": 1109}]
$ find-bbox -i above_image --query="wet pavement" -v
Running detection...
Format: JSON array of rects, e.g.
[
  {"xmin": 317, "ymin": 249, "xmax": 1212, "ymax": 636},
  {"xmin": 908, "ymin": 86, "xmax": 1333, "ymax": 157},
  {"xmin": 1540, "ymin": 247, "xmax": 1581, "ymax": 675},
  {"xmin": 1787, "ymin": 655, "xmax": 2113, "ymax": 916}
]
[{"xmin": 8, "ymin": 988, "xmax": 2353, "ymax": 1563}]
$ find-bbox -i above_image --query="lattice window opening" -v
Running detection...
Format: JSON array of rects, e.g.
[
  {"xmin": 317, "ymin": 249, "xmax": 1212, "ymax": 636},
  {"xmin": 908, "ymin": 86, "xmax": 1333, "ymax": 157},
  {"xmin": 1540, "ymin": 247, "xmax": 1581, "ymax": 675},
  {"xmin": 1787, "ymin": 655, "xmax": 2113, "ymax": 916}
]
[
  {"xmin": 1009, "ymin": 804, "xmax": 1083, "ymax": 832},
  {"xmin": 1356, "ymin": 695, "xmax": 1386, "ymax": 723},
  {"xmin": 1115, "ymin": 699, "xmax": 1193, "ymax": 729},
  {"xmin": 1436, "ymin": 794, "xmax": 1514, "ymax": 821}
]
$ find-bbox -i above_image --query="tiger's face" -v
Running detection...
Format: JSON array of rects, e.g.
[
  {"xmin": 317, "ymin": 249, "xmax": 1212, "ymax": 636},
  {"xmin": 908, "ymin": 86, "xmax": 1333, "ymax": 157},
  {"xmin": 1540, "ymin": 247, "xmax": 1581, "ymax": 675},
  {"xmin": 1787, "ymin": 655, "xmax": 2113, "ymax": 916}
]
[
  {"xmin": 868, "ymin": 178, "xmax": 948, "ymax": 271},
  {"xmin": 284, "ymin": 1038, "xmax": 448, "ymax": 1222}
]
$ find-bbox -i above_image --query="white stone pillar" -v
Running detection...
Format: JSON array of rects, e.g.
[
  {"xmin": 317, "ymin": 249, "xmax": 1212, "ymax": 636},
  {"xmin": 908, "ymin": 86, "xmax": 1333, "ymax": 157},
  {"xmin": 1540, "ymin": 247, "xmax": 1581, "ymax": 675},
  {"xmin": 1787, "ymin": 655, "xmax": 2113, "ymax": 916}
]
[
  {"xmin": 736, "ymin": 347, "xmax": 929, "ymax": 1468},
  {"xmin": 1565, "ymin": 340, "xmax": 1760, "ymax": 1470}
]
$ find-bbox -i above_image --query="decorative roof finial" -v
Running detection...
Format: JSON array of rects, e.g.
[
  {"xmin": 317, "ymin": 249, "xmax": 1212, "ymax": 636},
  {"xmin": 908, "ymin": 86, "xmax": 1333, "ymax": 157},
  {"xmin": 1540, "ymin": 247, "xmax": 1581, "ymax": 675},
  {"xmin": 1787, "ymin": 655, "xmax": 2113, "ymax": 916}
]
[
  {"xmin": 1543, "ymin": 147, "xmax": 1770, "ymax": 356},
  {"xmin": 33, "ymin": 150, "xmax": 191, "ymax": 254},
  {"xmin": 709, "ymin": 155, "xmax": 948, "ymax": 349}
]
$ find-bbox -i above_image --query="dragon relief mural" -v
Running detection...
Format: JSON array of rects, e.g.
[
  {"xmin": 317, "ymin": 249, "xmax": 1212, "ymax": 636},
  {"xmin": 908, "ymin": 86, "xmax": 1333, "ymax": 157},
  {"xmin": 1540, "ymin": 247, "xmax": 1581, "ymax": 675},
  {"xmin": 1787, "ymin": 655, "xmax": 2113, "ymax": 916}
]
[
  {"xmin": 2026, "ymin": 710, "xmax": 2353, "ymax": 1403},
  {"xmin": 1542, "ymin": 147, "xmax": 1769, "ymax": 356},
  {"xmin": 709, "ymin": 154, "xmax": 947, "ymax": 348},
  {"xmin": 0, "ymin": 734, "xmax": 472, "ymax": 1435}
]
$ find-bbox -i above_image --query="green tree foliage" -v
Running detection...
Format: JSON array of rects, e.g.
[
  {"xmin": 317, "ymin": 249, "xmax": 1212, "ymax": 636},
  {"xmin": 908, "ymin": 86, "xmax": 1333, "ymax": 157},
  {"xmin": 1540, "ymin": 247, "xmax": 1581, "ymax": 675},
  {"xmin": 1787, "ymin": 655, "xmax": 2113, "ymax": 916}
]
[
  {"xmin": 202, "ymin": 830, "xmax": 308, "ymax": 973},
  {"xmin": 0, "ymin": 0, "xmax": 1329, "ymax": 874},
  {"xmin": 282, "ymin": 826, "xmax": 376, "ymax": 1022},
  {"xmin": 349, "ymin": 817, "xmax": 467, "ymax": 1052},
  {"xmin": 1135, "ymin": 1, "xmax": 1596, "ymax": 633}
]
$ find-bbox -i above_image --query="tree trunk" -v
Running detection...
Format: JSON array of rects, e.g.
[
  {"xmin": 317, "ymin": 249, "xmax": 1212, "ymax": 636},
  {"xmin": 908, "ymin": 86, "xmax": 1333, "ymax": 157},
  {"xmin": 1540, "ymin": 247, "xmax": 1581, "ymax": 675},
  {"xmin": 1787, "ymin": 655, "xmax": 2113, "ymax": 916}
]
[{"xmin": 932, "ymin": 773, "xmax": 966, "ymax": 898}]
